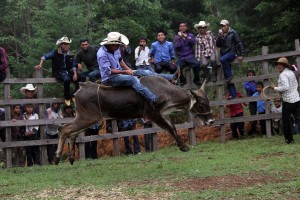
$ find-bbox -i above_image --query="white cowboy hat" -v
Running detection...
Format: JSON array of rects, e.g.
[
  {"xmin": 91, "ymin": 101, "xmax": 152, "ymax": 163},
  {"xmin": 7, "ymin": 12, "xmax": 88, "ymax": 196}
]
[
  {"xmin": 194, "ymin": 21, "xmax": 209, "ymax": 30},
  {"xmin": 20, "ymin": 84, "xmax": 37, "ymax": 95},
  {"xmin": 56, "ymin": 36, "xmax": 72, "ymax": 46},
  {"xmin": 100, "ymin": 32, "xmax": 129, "ymax": 46}
]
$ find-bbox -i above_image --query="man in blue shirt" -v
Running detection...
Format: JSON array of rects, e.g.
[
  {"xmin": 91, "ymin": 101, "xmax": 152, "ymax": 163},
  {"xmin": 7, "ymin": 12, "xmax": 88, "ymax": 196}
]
[
  {"xmin": 149, "ymin": 30, "xmax": 176, "ymax": 74},
  {"xmin": 97, "ymin": 32, "xmax": 167, "ymax": 110}
]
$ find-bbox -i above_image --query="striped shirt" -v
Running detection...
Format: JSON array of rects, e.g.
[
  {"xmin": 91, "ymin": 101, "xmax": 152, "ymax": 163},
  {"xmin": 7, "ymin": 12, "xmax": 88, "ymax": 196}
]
[{"xmin": 274, "ymin": 68, "xmax": 300, "ymax": 103}]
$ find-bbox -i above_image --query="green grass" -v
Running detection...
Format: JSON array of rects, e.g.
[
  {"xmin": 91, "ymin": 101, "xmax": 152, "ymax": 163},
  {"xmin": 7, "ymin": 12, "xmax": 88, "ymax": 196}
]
[{"xmin": 1, "ymin": 135, "xmax": 300, "ymax": 199}]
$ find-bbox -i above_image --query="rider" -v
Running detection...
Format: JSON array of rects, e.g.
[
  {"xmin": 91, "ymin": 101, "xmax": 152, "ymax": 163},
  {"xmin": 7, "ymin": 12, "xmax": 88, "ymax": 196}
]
[{"xmin": 97, "ymin": 32, "xmax": 167, "ymax": 110}]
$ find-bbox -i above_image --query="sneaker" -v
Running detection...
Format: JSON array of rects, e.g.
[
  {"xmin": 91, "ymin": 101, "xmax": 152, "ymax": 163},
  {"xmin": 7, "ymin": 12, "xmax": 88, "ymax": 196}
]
[
  {"xmin": 151, "ymin": 95, "xmax": 167, "ymax": 110},
  {"xmin": 65, "ymin": 99, "xmax": 71, "ymax": 106}
]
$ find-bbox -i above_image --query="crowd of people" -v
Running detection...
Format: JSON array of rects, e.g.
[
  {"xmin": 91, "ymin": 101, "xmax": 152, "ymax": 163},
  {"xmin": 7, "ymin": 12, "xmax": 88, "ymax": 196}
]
[{"xmin": 0, "ymin": 18, "xmax": 299, "ymax": 167}]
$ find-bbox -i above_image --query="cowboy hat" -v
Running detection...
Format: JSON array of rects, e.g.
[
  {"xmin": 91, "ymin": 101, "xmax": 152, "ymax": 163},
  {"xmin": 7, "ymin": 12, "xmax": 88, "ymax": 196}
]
[
  {"xmin": 100, "ymin": 32, "xmax": 129, "ymax": 46},
  {"xmin": 56, "ymin": 36, "xmax": 72, "ymax": 46},
  {"xmin": 20, "ymin": 84, "xmax": 37, "ymax": 95},
  {"xmin": 274, "ymin": 57, "xmax": 292, "ymax": 68},
  {"xmin": 220, "ymin": 19, "xmax": 229, "ymax": 26},
  {"xmin": 194, "ymin": 21, "xmax": 209, "ymax": 30}
]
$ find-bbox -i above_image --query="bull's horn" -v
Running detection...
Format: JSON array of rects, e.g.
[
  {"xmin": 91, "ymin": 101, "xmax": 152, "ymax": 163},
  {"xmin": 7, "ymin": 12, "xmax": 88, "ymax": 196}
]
[{"xmin": 200, "ymin": 79, "xmax": 207, "ymax": 91}]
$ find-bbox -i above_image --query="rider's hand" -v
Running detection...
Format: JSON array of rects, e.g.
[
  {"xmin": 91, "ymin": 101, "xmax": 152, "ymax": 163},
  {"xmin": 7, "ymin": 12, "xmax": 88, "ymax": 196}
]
[{"xmin": 124, "ymin": 69, "xmax": 133, "ymax": 75}]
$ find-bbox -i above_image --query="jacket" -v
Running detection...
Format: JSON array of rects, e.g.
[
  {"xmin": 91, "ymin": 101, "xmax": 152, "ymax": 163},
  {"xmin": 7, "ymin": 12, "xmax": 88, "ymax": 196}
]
[{"xmin": 216, "ymin": 28, "xmax": 245, "ymax": 56}]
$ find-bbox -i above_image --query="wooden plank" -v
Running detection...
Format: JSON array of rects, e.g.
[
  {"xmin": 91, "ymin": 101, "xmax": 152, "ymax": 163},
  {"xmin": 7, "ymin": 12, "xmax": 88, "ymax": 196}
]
[
  {"xmin": 4, "ymin": 69, "xmax": 12, "ymax": 167},
  {"xmin": 2, "ymin": 77, "xmax": 59, "ymax": 84},
  {"xmin": 0, "ymin": 98, "xmax": 65, "ymax": 106}
]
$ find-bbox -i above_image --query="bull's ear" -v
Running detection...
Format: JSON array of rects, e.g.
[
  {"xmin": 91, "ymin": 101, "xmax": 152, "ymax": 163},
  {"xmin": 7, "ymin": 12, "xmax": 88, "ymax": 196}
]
[{"xmin": 189, "ymin": 96, "xmax": 197, "ymax": 110}]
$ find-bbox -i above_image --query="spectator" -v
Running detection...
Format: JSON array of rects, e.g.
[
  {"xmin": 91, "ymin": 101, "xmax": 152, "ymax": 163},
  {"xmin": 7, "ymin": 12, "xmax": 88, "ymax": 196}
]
[
  {"xmin": 0, "ymin": 47, "xmax": 9, "ymax": 82},
  {"xmin": 120, "ymin": 44, "xmax": 132, "ymax": 68},
  {"xmin": 85, "ymin": 122, "xmax": 99, "ymax": 159},
  {"xmin": 271, "ymin": 98, "xmax": 282, "ymax": 135},
  {"xmin": 270, "ymin": 57, "xmax": 300, "ymax": 144},
  {"xmin": 244, "ymin": 70, "xmax": 257, "ymax": 136},
  {"xmin": 252, "ymin": 82, "xmax": 266, "ymax": 136},
  {"xmin": 118, "ymin": 119, "xmax": 140, "ymax": 155},
  {"xmin": 97, "ymin": 32, "xmax": 167, "ymax": 110},
  {"xmin": 23, "ymin": 103, "xmax": 40, "ymax": 166},
  {"xmin": 226, "ymin": 91, "xmax": 246, "ymax": 140},
  {"xmin": 143, "ymin": 119, "xmax": 153, "ymax": 152},
  {"xmin": 34, "ymin": 36, "xmax": 85, "ymax": 106},
  {"xmin": 174, "ymin": 22, "xmax": 200, "ymax": 86},
  {"xmin": 216, "ymin": 19, "xmax": 245, "ymax": 98},
  {"xmin": 149, "ymin": 30, "xmax": 177, "ymax": 74},
  {"xmin": 20, "ymin": 84, "xmax": 39, "ymax": 114},
  {"xmin": 45, "ymin": 100, "xmax": 63, "ymax": 164},
  {"xmin": 63, "ymin": 105, "xmax": 75, "ymax": 118},
  {"xmin": 11, "ymin": 104, "xmax": 26, "ymax": 167},
  {"xmin": 75, "ymin": 39, "xmax": 100, "ymax": 82},
  {"xmin": 194, "ymin": 21, "xmax": 217, "ymax": 82},
  {"xmin": 135, "ymin": 37, "xmax": 154, "ymax": 72}
]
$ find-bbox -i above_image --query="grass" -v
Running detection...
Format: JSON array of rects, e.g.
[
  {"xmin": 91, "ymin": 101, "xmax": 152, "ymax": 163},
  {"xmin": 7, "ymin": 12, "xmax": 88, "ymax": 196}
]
[{"xmin": 0, "ymin": 134, "xmax": 300, "ymax": 199}]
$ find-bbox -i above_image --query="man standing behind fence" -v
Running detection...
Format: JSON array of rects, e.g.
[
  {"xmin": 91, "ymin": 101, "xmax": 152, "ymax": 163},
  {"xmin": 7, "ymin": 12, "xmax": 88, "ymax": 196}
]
[
  {"xmin": 271, "ymin": 57, "xmax": 300, "ymax": 144},
  {"xmin": 34, "ymin": 36, "xmax": 85, "ymax": 106},
  {"xmin": 216, "ymin": 19, "xmax": 245, "ymax": 98}
]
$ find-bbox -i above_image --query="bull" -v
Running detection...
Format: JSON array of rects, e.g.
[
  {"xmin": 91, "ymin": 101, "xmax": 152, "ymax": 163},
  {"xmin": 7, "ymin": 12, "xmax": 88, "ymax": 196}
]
[{"xmin": 55, "ymin": 76, "xmax": 214, "ymax": 165}]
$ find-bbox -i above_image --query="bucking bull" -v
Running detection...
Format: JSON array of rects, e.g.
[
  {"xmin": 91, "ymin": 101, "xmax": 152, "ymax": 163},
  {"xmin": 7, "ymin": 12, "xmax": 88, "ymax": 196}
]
[{"xmin": 54, "ymin": 76, "xmax": 214, "ymax": 165}]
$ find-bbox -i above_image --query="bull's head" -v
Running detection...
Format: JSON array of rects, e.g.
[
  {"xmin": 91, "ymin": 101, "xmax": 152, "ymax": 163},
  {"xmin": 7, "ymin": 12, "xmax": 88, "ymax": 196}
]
[{"xmin": 189, "ymin": 79, "xmax": 215, "ymax": 125}]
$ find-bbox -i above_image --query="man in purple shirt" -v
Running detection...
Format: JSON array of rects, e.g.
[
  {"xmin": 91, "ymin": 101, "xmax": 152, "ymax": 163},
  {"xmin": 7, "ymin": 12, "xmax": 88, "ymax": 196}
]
[
  {"xmin": 174, "ymin": 23, "xmax": 200, "ymax": 86},
  {"xmin": 97, "ymin": 32, "xmax": 167, "ymax": 110}
]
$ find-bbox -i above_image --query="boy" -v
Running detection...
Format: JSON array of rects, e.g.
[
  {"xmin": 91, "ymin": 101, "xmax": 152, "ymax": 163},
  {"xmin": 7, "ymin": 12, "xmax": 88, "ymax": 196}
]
[
  {"xmin": 135, "ymin": 37, "xmax": 154, "ymax": 72},
  {"xmin": 252, "ymin": 82, "xmax": 266, "ymax": 135}
]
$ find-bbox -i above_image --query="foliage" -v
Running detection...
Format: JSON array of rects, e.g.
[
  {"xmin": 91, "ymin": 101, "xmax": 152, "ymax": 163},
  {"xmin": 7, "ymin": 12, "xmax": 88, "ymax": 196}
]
[{"xmin": 0, "ymin": 135, "xmax": 299, "ymax": 199}]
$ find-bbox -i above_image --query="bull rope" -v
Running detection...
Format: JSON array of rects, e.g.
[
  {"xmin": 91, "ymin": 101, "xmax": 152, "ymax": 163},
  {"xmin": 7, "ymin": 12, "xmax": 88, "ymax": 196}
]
[{"xmin": 97, "ymin": 85, "xmax": 102, "ymax": 115}]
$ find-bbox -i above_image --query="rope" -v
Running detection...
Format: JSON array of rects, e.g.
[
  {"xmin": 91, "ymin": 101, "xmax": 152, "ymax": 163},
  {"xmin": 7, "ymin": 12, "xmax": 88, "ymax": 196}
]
[
  {"xmin": 97, "ymin": 85, "xmax": 102, "ymax": 115},
  {"xmin": 261, "ymin": 86, "xmax": 281, "ymax": 101}
]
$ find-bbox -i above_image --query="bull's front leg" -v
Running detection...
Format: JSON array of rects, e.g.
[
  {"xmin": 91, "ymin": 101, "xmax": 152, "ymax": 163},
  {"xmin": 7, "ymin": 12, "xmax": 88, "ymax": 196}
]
[
  {"xmin": 54, "ymin": 129, "xmax": 68, "ymax": 165},
  {"xmin": 68, "ymin": 134, "xmax": 77, "ymax": 165}
]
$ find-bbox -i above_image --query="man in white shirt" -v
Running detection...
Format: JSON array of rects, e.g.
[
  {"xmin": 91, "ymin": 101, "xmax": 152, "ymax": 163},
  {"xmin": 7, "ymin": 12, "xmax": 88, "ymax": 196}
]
[
  {"xmin": 135, "ymin": 37, "xmax": 154, "ymax": 72},
  {"xmin": 271, "ymin": 57, "xmax": 300, "ymax": 144}
]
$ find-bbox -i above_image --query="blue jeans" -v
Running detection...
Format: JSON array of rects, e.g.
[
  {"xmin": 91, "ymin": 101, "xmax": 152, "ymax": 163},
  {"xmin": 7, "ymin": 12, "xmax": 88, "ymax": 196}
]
[
  {"xmin": 57, "ymin": 71, "xmax": 84, "ymax": 100},
  {"xmin": 133, "ymin": 69, "xmax": 173, "ymax": 80},
  {"xmin": 220, "ymin": 52, "xmax": 237, "ymax": 97},
  {"xmin": 137, "ymin": 65, "xmax": 155, "ymax": 72},
  {"xmin": 78, "ymin": 69, "xmax": 100, "ymax": 82},
  {"xmin": 155, "ymin": 61, "xmax": 177, "ymax": 74},
  {"xmin": 104, "ymin": 74, "xmax": 157, "ymax": 103},
  {"xmin": 176, "ymin": 57, "xmax": 200, "ymax": 81}
]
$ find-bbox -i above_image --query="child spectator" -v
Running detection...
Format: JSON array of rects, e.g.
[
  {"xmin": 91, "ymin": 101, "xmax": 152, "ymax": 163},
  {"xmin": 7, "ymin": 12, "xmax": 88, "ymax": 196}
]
[
  {"xmin": 252, "ymin": 82, "xmax": 266, "ymax": 135},
  {"xmin": 23, "ymin": 103, "xmax": 40, "ymax": 166},
  {"xmin": 135, "ymin": 37, "xmax": 154, "ymax": 72},
  {"xmin": 11, "ymin": 104, "xmax": 26, "ymax": 167},
  {"xmin": 63, "ymin": 105, "xmax": 75, "ymax": 118},
  {"xmin": 45, "ymin": 100, "xmax": 63, "ymax": 164},
  {"xmin": 271, "ymin": 98, "xmax": 282, "ymax": 135},
  {"xmin": 226, "ymin": 91, "xmax": 246, "ymax": 140},
  {"xmin": 149, "ymin": 30, "xmax": 176, "ymax": 74},
  {"xmin": 244, "ymin": 70, "xmax": 257, "ymax": 136}
]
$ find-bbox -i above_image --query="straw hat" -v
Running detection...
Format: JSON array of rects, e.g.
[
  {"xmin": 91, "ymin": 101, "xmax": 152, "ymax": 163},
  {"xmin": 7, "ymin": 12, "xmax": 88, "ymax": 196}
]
[
  {"xmin": 194, "ymin": 21, "xmax": 209, "ymax": 30},
  {"xmin": 274, "ymin": 57, "xmax": 291, "ymax": 68},
  {"xmin": 56, "ymin": 36, "xmax": 72, "ymax": 45},
  {"xmin": 20, "ymin": 84, "xmax": 37, "ymax": 95},
  {"xmin": 100, "ymin": 32, "xmax": 129, "ymax": 46}
]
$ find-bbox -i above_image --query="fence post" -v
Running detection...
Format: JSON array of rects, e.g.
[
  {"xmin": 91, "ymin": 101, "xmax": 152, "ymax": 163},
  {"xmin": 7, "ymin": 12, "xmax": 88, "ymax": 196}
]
[
  {"xmin": 295, "ymin": 39, "xmax": 300, "ymax": 76},
  {"xmin": 111, "ymin": 119, "xmax": 120, "ymax": 156},
  {"xmin": 35, "ymin": 70, "xmax": 48, "ymax": 165},
  {"xmin": 152, "ymin": 123, "xmax": 159, "ymax": 151},
  {"xmin": 4, "ymin": 69, "xmax": 12, "ymax": 167},
  {"xmin": 262, "ymin": 46, "xmax": 272, "ymax": 137},
  {"xmin": 78, "ymin": 132, "xmax": 86, "ymax": 159}
]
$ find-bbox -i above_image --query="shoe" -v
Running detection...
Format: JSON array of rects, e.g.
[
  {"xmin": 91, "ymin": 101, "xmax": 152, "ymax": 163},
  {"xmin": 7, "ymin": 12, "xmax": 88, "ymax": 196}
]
[
  {"xmin": 225, "ymin": 77, "xmax": 232, "ymax": 83},
  {"xmin": 65, "ymin": 99, "xmax": 71, "ymax": 106},
  {"xmin": 151, "ymin": 95, "xmax": 167, "ymax": 110}
]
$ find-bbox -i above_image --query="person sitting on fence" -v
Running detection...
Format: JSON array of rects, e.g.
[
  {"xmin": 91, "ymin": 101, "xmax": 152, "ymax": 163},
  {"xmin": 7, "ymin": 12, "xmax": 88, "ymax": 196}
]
[
  {"xmin": 226, "ymin": 91, "xmax": 247, "ymax": 140},
  {"xmin": 271, "ymin": 98, "xmax": 283, "ymax": 135},
  {"xmin": 34, "ymin": 36, "xmax": 85, "ymax": 106},
  {"xmin": 97, "ymin": 32, "xmax": 167, "ymax": 111},
  {"xmin": 194, "ymin": 21, "xmax": 217, "ymax": 83},
  {"xmin": 0, "ymin": 47, "xmax": 9, "ymax": 82},
  {"xmin": 252, "ymin": 82, "xmax": 267, "ymax": 136},
  {"xmin": 270, "ymin": 57, "xmax": 300, "ymax": 144},
  {"xmin": 244, "ymin": 70, "xmax": 257, "ymax": 136},
  {"xmin": 75, "ymin": 38, "xmax": 100, "ymax": 83},
  {"xmin": 45, "ymin": 100, "xmax": 63, "ymax": 164},
  {"xmin": 174, "ymin": 22, "xmax": 200, "ymax": 86},
  {"xmin": 11, "ymin": 104, "xmax": 26, "ymax": 167},
  {"xmin": 149, "ymin": 30, "xmax": 177, "ymax": 74},
  {"xmin": 118, "ymin": 119, "xmax": 141, "ymax": 155},
  {"xmin": 216, "ymin": 19, "xmax": 245, "ymax": 99},
  {"xmin": 23, "ymin": 103, "xmax": 40, "ymax": 166}
]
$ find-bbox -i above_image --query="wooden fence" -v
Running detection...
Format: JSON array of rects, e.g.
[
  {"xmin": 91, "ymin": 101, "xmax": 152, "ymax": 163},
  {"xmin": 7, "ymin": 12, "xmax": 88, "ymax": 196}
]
[{"xmin": 0, "ymin": 39, "xmax": 299, "ymax": 168}]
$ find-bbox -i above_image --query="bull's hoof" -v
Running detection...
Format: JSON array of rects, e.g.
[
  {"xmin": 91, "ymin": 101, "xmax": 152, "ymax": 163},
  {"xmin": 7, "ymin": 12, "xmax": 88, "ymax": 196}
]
[
  {"xmin": 53, "ymin": 157, "xmax": 60, "ymax": 165},
  {"xmin": 179, "ymin": 145, "xmax": 190, "ymax": 152},
  {"xmin": 69, "ymin": 158, "xmax": 74, "ymax": 165}
]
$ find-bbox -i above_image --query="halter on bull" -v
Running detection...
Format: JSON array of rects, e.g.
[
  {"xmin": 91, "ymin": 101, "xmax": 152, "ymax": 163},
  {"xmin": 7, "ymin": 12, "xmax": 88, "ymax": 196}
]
[{"xmin": 54, "ymin": 76, "xmax": 214, "ymax": 164}]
